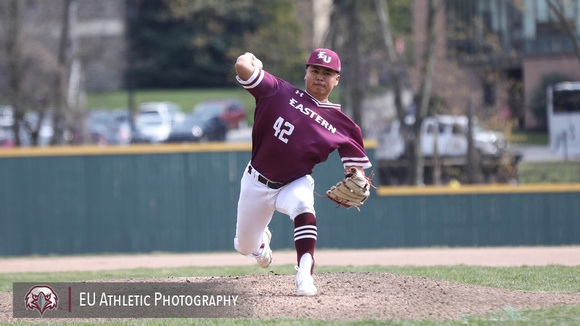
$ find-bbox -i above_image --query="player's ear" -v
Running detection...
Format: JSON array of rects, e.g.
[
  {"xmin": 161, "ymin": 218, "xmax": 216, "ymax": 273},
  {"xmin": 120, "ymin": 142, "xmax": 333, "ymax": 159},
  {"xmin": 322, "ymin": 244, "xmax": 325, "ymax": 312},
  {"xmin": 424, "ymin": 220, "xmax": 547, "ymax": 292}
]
[{"xmin": 333, "ymin": 74, "xmax": 340, "ymax": 86}]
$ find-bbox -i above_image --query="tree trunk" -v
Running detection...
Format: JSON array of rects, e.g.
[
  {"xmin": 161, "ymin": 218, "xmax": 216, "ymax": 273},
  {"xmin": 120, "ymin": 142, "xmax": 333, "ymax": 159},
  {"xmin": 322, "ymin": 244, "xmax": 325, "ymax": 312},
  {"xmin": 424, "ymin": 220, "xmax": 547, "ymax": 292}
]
[
  {"xmin": 347, "ymin": 0, "xmax": 363, "ymax": 129},
  {"xmin": 546, "ymin": 0, "xmax": 580, "ymax": 62},
  {"xmin": 466, "ymin": 99, "xmax": 477, "ymax": 184},
  {"xmin": 376, "ymin": 0, "xmax": 441, "ymax": 185},
  {"xmin": 375, "ymin": 0, "xmax": 415, "ymax": 179},
  {"xmin": 411, "ymin": 0, "xmax": 440, "ymax": 185},
  {"xmin": 51, "ymin": 0, "xmax": 73, "ymax": 145},
  {"xmin": 374, "ymin": 0, "xmax": 407, "ymax": 122},
  {"xmin": 433, "ymin": 125, "xmax": 441, "ymax": 185},
  {"xmin": 6, "ymin": 0, "xmax": 22, "ymax": 146}
]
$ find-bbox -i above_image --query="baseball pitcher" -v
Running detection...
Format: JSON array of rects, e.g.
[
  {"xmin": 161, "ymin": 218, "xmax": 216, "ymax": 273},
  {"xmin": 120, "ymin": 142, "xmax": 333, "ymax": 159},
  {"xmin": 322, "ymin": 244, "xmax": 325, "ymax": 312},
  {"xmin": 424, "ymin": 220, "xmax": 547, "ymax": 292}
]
[{"xmin": 233, "ymin": 49, "xmax": 372, "ymax": 296}]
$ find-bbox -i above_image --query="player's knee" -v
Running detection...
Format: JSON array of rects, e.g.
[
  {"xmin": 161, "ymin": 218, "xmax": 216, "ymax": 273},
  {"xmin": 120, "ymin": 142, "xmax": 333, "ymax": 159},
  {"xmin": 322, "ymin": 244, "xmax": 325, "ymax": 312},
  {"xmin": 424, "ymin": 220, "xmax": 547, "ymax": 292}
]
[
  {"xmin": 291, "ymin": 206, "xmax": 315, "ymax": 220},
  {"xmin": 234, "ymin": 237, "xmax": 255, "ymax": 256}
]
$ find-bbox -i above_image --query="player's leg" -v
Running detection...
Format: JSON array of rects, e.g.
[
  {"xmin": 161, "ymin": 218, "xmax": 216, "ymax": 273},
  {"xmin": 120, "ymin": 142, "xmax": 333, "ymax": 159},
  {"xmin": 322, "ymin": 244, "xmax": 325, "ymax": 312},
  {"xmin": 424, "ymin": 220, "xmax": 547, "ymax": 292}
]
[
  {"xmin": 293, "ymin": 212, "xmax": 318, "ymax": 296},
  {"xmin": 234, "ymin": 166, "xmax": 275, "ymax": 267},
  {"xmin": 294, "ymin": 212, "xmax": 317, "ymax": 273},
  {"xmin": 276, "ymin": 175, "xmax": 318, "ymax": 296}
]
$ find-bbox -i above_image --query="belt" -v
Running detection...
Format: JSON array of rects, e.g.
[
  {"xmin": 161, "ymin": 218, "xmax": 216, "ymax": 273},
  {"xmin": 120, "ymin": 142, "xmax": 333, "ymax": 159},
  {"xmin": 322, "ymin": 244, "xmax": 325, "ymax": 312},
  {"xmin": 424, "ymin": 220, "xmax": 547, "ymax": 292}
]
[{"xmin": 248, "ymin": 166, "xmax": 287, "ymax": 189}]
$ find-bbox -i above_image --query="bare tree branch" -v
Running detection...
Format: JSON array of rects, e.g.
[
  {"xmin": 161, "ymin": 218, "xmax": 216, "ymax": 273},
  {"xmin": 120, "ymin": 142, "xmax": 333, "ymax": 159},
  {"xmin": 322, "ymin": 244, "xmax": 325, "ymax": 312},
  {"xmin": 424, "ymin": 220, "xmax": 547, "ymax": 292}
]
[
  {"xmin": 409, "ymin": 0, "xmax": 441, "ymax": 185},
  {"xmin": 51, "ymin": 0, "xmax": 73, "ymax": 145},
  {"xmin": 546, "ymin": 0, "xmax": 580, "ymax": 62},
  {"xmin": 5, "ymin": 0, "xmax": 23, "ymax": 146},
  {"xmin": 374, "ymin": 0, "xmax": 407, "ymax": 122},
  {"xmin": 347, "ymin": 0, "xmax": 363, "ymax": 128}
]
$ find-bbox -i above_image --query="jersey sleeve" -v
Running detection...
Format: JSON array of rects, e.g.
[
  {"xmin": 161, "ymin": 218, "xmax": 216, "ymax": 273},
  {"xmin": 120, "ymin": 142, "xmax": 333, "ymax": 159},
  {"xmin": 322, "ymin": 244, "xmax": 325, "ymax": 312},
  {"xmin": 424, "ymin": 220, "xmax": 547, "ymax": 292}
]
[
  {"xmin": 236, "ymin": 68, "xmax": 279, "ymax": 99},
  {"xmin": 338, "ymin": 124, "xmax": 372, "ymax": 170}
]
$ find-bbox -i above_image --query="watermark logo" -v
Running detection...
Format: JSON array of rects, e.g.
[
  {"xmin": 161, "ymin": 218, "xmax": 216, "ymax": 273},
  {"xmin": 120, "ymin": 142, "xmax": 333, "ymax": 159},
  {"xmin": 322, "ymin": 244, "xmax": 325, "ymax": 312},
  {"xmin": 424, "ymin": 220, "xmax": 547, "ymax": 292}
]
[
  {"xmin": 24, "ymin": 285, "xmax": 59, "ymax": 317},
  {"xmin": 14, "ymin": 282, "xmax": 247, "ymax": 319}
]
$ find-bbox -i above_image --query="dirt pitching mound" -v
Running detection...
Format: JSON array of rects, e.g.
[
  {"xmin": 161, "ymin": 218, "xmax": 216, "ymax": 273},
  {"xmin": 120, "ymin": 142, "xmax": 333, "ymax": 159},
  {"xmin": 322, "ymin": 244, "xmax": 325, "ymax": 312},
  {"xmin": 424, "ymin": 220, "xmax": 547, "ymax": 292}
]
[{"xmin": 2, "ymin": 272, "xmax": 580, "ymax": 322}]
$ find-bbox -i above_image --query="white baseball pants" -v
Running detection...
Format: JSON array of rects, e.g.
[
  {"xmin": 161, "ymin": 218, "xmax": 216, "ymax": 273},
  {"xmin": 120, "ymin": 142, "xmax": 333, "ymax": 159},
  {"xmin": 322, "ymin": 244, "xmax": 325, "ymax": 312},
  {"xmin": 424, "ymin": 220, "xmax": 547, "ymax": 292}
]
[{"xmin": 234, "ymin": 163, "xmax": 316, "ymax": 256}]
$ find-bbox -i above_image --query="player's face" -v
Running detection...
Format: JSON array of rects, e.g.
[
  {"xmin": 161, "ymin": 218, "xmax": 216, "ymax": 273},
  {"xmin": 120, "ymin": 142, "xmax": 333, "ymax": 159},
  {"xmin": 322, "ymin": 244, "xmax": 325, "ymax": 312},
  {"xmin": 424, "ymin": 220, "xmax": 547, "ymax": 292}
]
[{"xmin": 304, "ymin": 65, "xmax": 340, "ymax": 102}]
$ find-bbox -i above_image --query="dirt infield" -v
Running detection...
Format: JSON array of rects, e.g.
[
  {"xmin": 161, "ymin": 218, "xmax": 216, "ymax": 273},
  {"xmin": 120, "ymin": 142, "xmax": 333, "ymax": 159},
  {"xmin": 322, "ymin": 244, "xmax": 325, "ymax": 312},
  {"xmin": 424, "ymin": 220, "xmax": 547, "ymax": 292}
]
[
  {"xmin": 1, "ymin": 247, "xmax": 580, "ymax": 322},
  {"xmin": 2, "ymin": 246, "xmax": 580, "ymax": 273}
]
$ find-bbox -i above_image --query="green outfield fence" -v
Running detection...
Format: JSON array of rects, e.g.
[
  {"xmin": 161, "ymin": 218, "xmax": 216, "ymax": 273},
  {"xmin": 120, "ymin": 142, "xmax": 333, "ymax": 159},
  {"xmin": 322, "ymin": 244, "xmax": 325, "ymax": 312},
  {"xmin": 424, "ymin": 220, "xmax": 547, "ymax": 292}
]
[{"xmin": 1, "ymin": 142, "xmax": 579, "ymax": 256}]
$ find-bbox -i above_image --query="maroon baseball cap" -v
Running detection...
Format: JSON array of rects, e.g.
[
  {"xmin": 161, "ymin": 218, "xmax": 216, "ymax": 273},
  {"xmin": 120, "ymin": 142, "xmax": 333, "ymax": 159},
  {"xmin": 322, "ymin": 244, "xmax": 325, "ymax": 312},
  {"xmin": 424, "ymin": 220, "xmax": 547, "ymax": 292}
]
[{"xmin": 305, "ymin": 48, "xmax": 341, "ymax": 73}]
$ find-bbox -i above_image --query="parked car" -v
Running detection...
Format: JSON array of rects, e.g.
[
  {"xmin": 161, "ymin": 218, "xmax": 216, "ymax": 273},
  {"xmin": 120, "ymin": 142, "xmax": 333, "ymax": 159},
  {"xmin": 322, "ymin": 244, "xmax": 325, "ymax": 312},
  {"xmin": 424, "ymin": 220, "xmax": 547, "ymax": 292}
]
[
  {"xmin": 164, "ymin": 111, "xmax": 227, "ymax": 143},
  {"xmin": 0, "ymin": 127, "xmax": 13, "ymax": 147},
  {"xmin": 376, "ymin": 114, "xmax": 509, "ymax": 160},
  {"xmin": 138, "ymin": 101, "xmax": 184, "ymax": 126},
  {"xmin": 110, "ymin": 109, "xmax": 132, "ymax": 145},
  {"xmin": 0, "ymin": 106, "xmax": 14, "ymax": 128},
  {"xmin": 192, "ymin": 99, "xmax": 247, "ymax": 129},
  {"xmin": 0, "ymin": 120, "xmax": 41, "ymax": 147},
  {"xmin": 0, "ymin": 107, "xmax": 56, "ymax": 147},
  {"xmin": 86, "ymin": 109, "xmax": 132, "ymax": 145},
  {"xmin": 24, "ymin": 112, "xmax": 54, "ymax": 146},
  {"xmin": 134, "ymin": 102, "xmax": 184, "ymax": 143},
  {"xmin": 86, "ymin": 109, "xmax": 115, "ymax": 145}
]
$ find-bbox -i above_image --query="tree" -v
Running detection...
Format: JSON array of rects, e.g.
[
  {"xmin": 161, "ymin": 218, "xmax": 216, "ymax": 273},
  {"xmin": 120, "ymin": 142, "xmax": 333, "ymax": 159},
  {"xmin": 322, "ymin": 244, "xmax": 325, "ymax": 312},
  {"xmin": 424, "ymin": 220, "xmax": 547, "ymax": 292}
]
[
  {"xmin": 3, "ymin": 0, "xmax": 24, "ymax": 146},
  {"xmin": 129, "ymin": 0, "xmax": 305, "ymax": 88},
  {"xmin": 546, "ymin": 0, "xmax": 580, "ymax": 62},
  {"xmin": 345, "ymin": 0, "xmax": 363, "ymax": 127},
  {"xmin": 375, "ymin": 0, "xmax": 442, "ymax": 185},
  {"xmin": 0, "ymin": 0, "xmax": 73, "ymax": 147},
  {"xmin": 375, "ymin": 0, "xmax": 408, "ymax": 125},
  {"xmin": 411, "ymin": 0, "xmax": 441, "ymax": 185},
  {"xmin": 327, "ymin": 0, "xmax": 411, "ymax": 130},
  {"xmin": 50, "ymin": 0, "xmax": 74, "ymax": 145}
]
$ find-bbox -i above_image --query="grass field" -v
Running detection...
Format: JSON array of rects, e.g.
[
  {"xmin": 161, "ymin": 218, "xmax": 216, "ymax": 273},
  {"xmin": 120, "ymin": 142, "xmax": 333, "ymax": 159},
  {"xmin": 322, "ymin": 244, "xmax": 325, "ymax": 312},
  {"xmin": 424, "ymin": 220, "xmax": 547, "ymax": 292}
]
[
  {"xmin": 510, "ymin": 130, "xmax": 549, "ymax": 145},
  {"xmin": 87, "ymin": 87, "xmax": 342, "ymax": 126},
  {"xmin": 87, "ymin": 87, "xmax": 342, "ymax": 111},
  {"xmin": 87, "ymin": 86, "xmax": 344, "ymax": 126},
  {"xmin": 88, "ymin": 88, "xmax": 255, "ymax": 114},
  {"xmin": 3, "ymin": 264, "xmax": 580, "ymax": 325},
  {"xmin": 519, "ymin": 161, "xmax": 580, "ymax": 183}
]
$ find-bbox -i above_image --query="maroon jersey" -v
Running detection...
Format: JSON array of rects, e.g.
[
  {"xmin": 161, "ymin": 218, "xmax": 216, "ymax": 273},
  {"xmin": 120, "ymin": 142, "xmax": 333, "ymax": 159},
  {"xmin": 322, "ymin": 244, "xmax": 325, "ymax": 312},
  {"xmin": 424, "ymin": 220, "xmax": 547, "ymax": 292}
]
[{"xmin": 237, "ymin": 68, "xmax": 371, "ymax": 183}]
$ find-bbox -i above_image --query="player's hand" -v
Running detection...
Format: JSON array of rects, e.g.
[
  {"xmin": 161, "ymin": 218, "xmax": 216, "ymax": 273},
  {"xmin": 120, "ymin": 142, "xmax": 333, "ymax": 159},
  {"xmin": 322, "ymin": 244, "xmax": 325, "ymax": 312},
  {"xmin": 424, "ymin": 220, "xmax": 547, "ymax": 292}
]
[
  {"xmin": 250, "ymin": 53, "xmax": 263, "ymax": 69},
  {"xmin": 236, "ymin": 52, "xmax": 262, "ymax": 80}
]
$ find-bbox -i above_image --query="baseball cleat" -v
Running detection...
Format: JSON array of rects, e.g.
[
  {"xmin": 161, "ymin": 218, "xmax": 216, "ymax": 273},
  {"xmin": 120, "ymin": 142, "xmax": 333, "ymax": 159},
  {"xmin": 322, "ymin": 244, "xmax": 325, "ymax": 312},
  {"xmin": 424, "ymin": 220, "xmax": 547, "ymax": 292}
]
[
  {"xmin": 256, "ymin": 228, "xmax": 272, "ymax": 268},
  {"xmin": 295, "ymin": 266, "xmax": 317, "ymax": 296}
]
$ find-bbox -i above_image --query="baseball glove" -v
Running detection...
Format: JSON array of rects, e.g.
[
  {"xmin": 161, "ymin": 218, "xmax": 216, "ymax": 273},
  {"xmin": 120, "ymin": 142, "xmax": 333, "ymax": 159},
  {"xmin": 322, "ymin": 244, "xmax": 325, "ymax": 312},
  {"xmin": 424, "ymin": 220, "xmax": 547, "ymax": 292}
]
[{"xmin": 326, "ymin": 168, "xmax": 373, "ymax": 211}]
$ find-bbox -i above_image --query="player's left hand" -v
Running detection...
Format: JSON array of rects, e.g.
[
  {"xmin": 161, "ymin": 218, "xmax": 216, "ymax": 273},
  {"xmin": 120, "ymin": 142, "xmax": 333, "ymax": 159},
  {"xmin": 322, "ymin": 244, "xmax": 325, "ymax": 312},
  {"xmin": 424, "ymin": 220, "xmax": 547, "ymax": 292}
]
[{"xmin": 326, "ymin": 168, "xmax": 373, "ymax": 211}]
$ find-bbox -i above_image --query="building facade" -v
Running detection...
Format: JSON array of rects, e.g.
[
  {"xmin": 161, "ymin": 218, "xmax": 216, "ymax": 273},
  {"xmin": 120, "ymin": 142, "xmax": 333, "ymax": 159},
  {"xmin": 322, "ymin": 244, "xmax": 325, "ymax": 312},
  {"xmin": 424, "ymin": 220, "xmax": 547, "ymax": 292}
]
[
  {"xmin": 414, "ymin": 0, "xmax": 580, "ymax": 129},
  {"xmin": 0, "ymin": 0, "xmax": 126, "ymax": 95}
]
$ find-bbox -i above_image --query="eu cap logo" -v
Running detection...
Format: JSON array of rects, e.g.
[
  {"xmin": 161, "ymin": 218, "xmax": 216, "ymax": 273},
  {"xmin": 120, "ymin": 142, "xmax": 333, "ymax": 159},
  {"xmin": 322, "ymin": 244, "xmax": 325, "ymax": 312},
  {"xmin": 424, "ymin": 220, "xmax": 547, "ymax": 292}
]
[{"xmin": 305, "ymin": 48, "xmax": 341, "ymax": 73}]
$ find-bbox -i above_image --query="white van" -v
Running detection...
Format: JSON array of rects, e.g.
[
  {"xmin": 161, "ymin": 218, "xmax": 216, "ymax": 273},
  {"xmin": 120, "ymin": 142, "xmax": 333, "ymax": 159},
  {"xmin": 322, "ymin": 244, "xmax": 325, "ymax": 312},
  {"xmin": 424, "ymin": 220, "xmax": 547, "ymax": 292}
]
[
  {"xmin": 134, "ymin": 102, "xmax": 184, "ymax": 143},
  {"xmin": 376, "ymin": 115, "xmax": 507, "ymax": 160},
  {"xmin": 0, "ymin": 106, "xmax": 14, "ymax": 127}
]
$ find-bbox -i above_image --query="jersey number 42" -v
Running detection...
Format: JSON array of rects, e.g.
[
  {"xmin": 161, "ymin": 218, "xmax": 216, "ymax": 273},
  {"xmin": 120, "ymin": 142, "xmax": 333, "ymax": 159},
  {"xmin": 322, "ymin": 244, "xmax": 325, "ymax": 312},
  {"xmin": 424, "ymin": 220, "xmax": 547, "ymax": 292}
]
[{"xmin": 273, "ymin": 117, "xmax": 294, "ymax": 144}]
